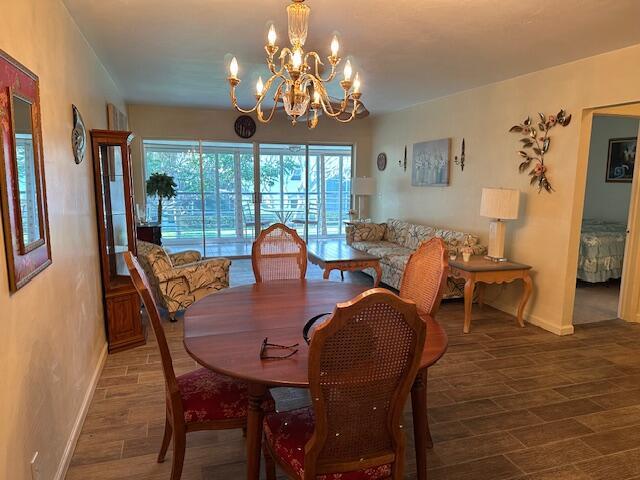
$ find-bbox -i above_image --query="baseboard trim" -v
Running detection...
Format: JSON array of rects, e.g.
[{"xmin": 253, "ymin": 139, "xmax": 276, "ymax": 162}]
[
  {"xmin": 54, "ymin": 342, "xmax": 108, "ymax": 480},
  {"xmin": 488, "ymin": 300, "xmax": 574, "ymax": 336}
]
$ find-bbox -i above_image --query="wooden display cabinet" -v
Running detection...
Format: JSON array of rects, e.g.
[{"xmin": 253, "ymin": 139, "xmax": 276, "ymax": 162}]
[{"xmin": 91, "ymin": 130, "xmax": 146, "ymax": 352}]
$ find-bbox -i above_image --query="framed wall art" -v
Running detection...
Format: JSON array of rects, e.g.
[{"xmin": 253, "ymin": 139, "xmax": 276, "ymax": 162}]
[
  {"xmin": 606, "ymin": 137, "xmax": 636, "ymax": 183},
  {"xmin": 0, "ymin": 50, "xmax": 52, "ymax": 292},
  {"xmin": 411, "ymin": 138, "xmax": 451, "ymax": 186},
  {"xmin": 107, "ymin": 102, "xmax": 128, "ymax": 130}
]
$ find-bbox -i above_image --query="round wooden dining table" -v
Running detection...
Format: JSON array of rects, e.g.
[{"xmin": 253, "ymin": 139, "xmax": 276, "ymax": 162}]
[{"xmin": 183, "ymin": 280, "xmax": 448, "ymax": 480}]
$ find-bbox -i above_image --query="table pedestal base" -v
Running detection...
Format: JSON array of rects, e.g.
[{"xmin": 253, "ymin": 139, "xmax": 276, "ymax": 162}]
[{"xmin": 246, "ymin": 383, "xmax": 267, "ymax": 480}]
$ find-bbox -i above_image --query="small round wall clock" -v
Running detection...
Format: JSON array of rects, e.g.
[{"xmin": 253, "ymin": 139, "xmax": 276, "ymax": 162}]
[
  {"xmin": 234, "ymin": 115, "xmax": 256, "ymax": 139},
  {"xmin": 377, "ymin": 152, "xmax": 387, "ymax": 171}
]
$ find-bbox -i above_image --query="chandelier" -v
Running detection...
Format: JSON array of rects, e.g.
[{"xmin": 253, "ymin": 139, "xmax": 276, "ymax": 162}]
[{"xmin": 227, "ymin": 0, "xmax": 365, "ymax": 129}]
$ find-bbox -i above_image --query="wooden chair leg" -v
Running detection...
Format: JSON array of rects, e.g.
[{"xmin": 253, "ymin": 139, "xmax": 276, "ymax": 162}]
[
  {"xmin": 425, "ymin": 418, "xmax": 434, "ymax": 449},
  {"xmin": 170, "ymin": 426, "xmax": 186, "ymax": 480},
  {"xmin": 425, "ymin": 371, "xmax": 434, "ymax": 449},
  {"xmin": 157, "ymin": 417, "xmax": 172, "ymax": 463},
  {"xmin": 264, "ymin": 445, "xmax": 277, "ymax": 480}
]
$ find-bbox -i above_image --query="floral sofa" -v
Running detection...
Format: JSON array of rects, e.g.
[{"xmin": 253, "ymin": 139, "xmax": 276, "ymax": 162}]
[
  {"xmin": 346, "ymin": 219, "xmax": 486, "ymax": 298},
  {"xmin": 136, "ymin": 241, "xmax": 231, "ymax": 320}
]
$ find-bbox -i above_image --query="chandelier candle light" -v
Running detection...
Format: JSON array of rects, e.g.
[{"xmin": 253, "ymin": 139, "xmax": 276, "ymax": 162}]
[{"xmin": 227, "ymin": 0, "xmax": 364, "ymax": 129}]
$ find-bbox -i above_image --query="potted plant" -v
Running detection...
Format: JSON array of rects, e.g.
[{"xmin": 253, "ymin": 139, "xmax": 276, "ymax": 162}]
[
  {"xmin": 461, "ymin": 246, "xmax": 473, "ymax": 262},
  {"xmin": 146, "ymin": 172, "xmax": 177, "ymax": 224}
]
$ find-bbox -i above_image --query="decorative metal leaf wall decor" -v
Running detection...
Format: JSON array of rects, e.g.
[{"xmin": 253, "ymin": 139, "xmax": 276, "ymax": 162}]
[{"xmin": 509, "ymin": 109, "xmax": 571, "ymax": 193}]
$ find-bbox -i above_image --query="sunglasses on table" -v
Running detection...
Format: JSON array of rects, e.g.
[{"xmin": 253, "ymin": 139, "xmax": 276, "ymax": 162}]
[{"xmin": 259, "ymin": 337, "xmax": 299, "ymax": 360}]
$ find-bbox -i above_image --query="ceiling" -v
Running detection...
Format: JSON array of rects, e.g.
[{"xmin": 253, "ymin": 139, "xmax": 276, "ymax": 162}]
[{"xmin": 63, "ymin": 0, "xmax": 640, "ymax": 114}]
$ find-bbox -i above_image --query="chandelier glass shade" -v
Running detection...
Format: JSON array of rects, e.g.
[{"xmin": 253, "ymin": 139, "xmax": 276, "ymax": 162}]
[{"xmin": 227, "ymin": 0, "xmax": 365, "ymax": 129}]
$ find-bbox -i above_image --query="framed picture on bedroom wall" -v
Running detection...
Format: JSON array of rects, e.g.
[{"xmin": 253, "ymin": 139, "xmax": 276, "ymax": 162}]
[{"xmin": 606, "ymin": 137, "xmax": 636, "ymax": 183}]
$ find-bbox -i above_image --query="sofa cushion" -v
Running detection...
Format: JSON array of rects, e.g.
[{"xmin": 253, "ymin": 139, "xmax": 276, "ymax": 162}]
[
  {"xmin": 351, "ymin": 240, "xmax": 399, "ymax": 253},
  {"xmin": 384, "ymin": 218, "xmax": 410, "ymax": 246},
  {"xmin": 386, "ymin": 254, "xmax": 411, "ymax": 271},
  {"xmin": 138, "ymin": 240, "xmax": 173, "ymax": 275},
  {"xmin": 352, "ymin": 223, "xmax": 386, "ymax": 243},
  {"xmin": 368, "ymin": 245, "xmax": 413, "ymax": 262},
  {"xmin": 405, "ymin": 223, "xmax": 437, "ymax": 250}
]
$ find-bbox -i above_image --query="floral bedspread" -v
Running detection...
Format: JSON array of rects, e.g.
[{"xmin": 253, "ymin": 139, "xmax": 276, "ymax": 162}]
[{"xmin": 578, "ymin": 219, "xmax": 627, "ymax": 283}]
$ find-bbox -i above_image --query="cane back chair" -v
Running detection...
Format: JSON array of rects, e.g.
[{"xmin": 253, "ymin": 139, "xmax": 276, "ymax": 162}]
[
  {"xmin": 398, "ymin": 237, "xmax": 449, "ymax": 450},
  {"xmin": 399, "ymin": 237, "xmax": 449, "ymax": 317},
  {"xmin": 124, "ymin": 252, "xmax": 274, "ymax": 480},
  {"xmin": 252, "ymin": 223, "xmax": 307, "ymax": 282},
  {"xmin": 263, "ymin": 288, "xmax": 426, "ymax": 480}
]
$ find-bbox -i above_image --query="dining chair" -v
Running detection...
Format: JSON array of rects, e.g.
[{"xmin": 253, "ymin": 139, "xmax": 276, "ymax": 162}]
[
  {"xmin": 124, "ymin": 252, "xmax": 274, "ymax": 480},
  {"xmin": 291, "ymin": 198, "xmax": 321, "ymax": 240},
  {"xmin": 398, "ymin": 237, "xmax": 449, "ymax": 450},
  {"xmin": 263, "ymin": 288, "xmax": 426, "ymax": 480},
  {"xmin": 242, "ymin": 201, "xmax": 268, "ymax": 239},
  {"xmin": 399, "ymin": 237, "xmax": 449, "ymax": 317},
  {"xmin": 252, "ymin": 223, "xmax": 308, "ymax": 282}
]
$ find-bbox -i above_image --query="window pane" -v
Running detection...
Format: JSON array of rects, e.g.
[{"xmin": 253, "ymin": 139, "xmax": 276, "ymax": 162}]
[
  {"xmin": 201, "ymin": 142, "xmax": 254, "ymax": 250},
  {"xmin": 258, "ymin": 144, "xmax": 306, "ymax": 232},
  {"xmin": 308, "ymin": 145, "xmax": 352, "ymax": 237},
  {"xmin": 143, "ymin": 140, "xmax": 353, "ymax": 254},
  {"xmin": 143, "ymin": 140, "xmax": 203, "ymax": 252}
]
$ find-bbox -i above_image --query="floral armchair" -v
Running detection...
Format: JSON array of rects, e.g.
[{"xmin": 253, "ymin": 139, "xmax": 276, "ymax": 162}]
[{"xmin": 136, "ymin": 241, "xmax": 231, "ymax": 321}]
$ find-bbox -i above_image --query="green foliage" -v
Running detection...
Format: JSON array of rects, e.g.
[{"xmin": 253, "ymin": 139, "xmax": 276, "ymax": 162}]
[
  {"xmin": 146, "ymin": 172, "xmax": 177, "ymax": 200},
  {"xmin": 145, "ymin": 150, "xmax": 301, "ymax": 194},
  {"xmin": 146, "ymin": 172, "xmax": 177, "ymax": 223}
]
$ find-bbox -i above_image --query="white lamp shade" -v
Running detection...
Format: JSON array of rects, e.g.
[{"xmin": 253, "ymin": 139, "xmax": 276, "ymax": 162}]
[
  {"xmin": 480, "ymin": 188, "xmax": 520, "ymax": 220},
  {"xmin": 352, "ymin": 177, "xmax": 376, "ymax": 196}
]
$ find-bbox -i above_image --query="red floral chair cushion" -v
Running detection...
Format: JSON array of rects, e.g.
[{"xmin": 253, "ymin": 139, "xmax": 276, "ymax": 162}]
[
  {"xmin": 178, "ymin": 368, "xmax": 275, "ymax": 423},
  {"xmin": 263, "ymin": 407, "xmax": 392, "ymax": 480}
]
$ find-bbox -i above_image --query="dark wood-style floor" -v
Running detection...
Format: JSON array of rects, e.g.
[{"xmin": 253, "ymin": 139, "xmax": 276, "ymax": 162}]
[{"xmin": 66, "ymin": 260, "xmax": 640, "ymax": 479}]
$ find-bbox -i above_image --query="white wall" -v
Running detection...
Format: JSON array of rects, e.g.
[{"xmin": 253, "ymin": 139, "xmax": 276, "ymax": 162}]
[
  {"xmin": 0, "ymin": 0, "xmax": 124, "ymax": 478},
  {"xmin": 369, "ymin": 43, "xmax": 640, "ymax": 335},
  {"xmin": 127, "ymin": 104, "xmax": 373, "ymax": 213},
  {"xmin": 583, "ymin": 115, "xmax": 638, "ymax": 224}
]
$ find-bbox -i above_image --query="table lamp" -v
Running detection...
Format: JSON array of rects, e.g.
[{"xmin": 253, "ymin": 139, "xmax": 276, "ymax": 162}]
[
  {"xmin": 352, "ymin": 177, "xmax": 376, "ymax": 220},
  {"xmin": 480, "ymin": 187, "xmax": 520, "ymax": 261}
]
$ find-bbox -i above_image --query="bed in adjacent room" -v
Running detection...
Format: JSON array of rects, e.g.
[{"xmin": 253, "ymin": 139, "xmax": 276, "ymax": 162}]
[{"xmin": 578, "ymin": 219, "xmax": 627, "ymax": 283}]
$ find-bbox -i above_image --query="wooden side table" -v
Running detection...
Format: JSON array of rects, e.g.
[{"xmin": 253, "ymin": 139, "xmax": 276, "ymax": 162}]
[
  {"xmin": 449, "ymin": 256, "xmax": 533, "ymax": 333},
  {"xmin": 136, "ymin": 224, "xmax": 162, "ymax": 245}
]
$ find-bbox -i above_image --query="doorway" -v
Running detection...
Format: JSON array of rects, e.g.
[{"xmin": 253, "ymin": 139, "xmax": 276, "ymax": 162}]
[{"xmin": 570, "ymin": 105, "xmax": 640, "ymax": 326}]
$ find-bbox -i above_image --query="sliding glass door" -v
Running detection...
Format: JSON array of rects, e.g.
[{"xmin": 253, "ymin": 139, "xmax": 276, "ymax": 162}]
[
  {"xmin": 308, "ymin": 145, "xmax": 352, "ymax": 238},
  {"xmin": 258, "ymin": 143, "xmax": 352, "ymax": 240},
  {"xmin": 144, "ymin": 140, "xmax": 255, "ymax": 256},
  {"xmin": 143, "ymin": 140, "xmax": 352, "ymax": 255},
  {"xmin": 201, "ymin": 142, "xmax": 255, "ymax": 249},
  {"xmin": 258, "ymin": 144, "xmax": 307, "ymax": 233},
  {"xmin": 143, "ymin": 140, "xmax": 204, "ymax": 250}
]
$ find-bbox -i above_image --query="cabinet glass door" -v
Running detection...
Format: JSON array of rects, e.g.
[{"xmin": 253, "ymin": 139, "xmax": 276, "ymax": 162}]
[{"xmin": 99, "ymin": 144, "xmax": 131, "ymax": 281}]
